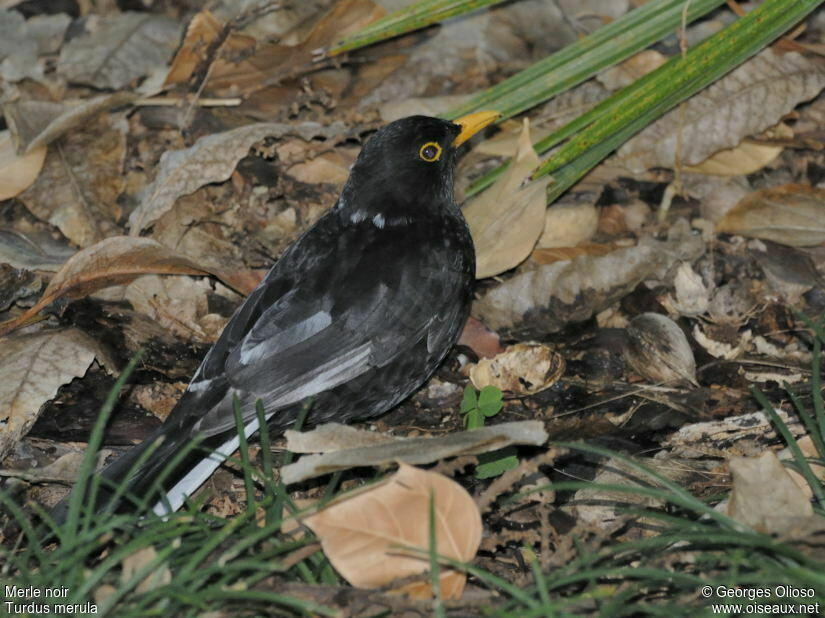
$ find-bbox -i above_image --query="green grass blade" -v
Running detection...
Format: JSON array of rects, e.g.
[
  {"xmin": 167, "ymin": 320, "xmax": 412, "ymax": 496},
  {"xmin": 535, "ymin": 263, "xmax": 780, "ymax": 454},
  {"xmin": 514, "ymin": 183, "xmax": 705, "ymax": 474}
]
[
  {"xmin": 328, "ymin": 0, "xmax": 508, "ymax": 55},
  {"xmin": 445, "ymin": 0, "xmax": 726, "ymax": 122},
  {"xmin": 532, "ymin": 0, "xmax": 824, "ymax": 196}
]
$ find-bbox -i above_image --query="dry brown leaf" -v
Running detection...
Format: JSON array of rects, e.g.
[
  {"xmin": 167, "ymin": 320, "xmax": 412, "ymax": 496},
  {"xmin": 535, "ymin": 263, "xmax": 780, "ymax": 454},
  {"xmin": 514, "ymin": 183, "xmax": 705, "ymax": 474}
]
[
  {"xmin": 57, "ymin": 12, "xmax": 181, "ymax": 90},
  {"xmin": 530, "ymin": 243, "xmax": 622, "ymax": 265},
  {"xmin": 0, "ymin": 130, "xmax": 46, "ymax": 200},
  {"xmin": 469, "ymin": 342, "xmax": 565, "ymax": 396},
  {"xmin": 536, "ymin": 201, "xmax": 599, "ymax": 249},
  {"xmin": 286, "ymin": 149, "xmax": 357, "ymax": 186},
  {"xmin": 282, "ymin": 421, "xmax": 548, "ymax": 484},
  {"xmin": 474, "ymin": 219, "xmax": 704, "ymax": 338},
  {"xmin": 2, "ymin": 93, "xmax": 137, "ymax": 155},
  {"xmin": 0, "ymin": 237, "xmax": 220, "ymax": 337},
  {"xmin": 624, "ymin": 312, "xmax": 697, "ymax": 386},
  {"xmin": 0, "ymin": 328, "xmax": 112, "ymax": 461},
  {"xmin": 302, "ymin": 463, "xmax": 481, "ymax": 599},
  {"xmin": 716, "ymin": 183, "xmax": 825, "ymax": 247},
  {"xmin": 128, "ymin": 122, "xmax": 345, "ymax": 234},
  {"xmin": 464, "ymin": 120, "xmax": 549, "ymax": 279},
  {"xmin": 682, "ymin": 123, "xmax": 793, "ymax": 176},
  {"xmin": 618, "ymin": 49, "xmax": 825, "ymax": 172},
  {"xmin": 19, "ymin": 114, "xmax": 126, "ymax": 248},
  {"xmin": 168, "ymin": 1, "xmax": 384, "ymax": 97},
  {"xmin": 457, "ymin": 316, "xmax": 503, "ymax": 359},
  {"xmin": 727, "ymin": 451, "xmax": 813, "ymax": 534}
]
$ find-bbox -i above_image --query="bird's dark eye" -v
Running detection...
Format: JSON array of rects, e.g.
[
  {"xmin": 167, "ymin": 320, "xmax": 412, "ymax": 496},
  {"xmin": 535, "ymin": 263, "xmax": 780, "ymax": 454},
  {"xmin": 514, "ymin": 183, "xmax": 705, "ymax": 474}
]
[{"xmin": 419, "ymin": 141, "xmax": 442, "ymax": 162}]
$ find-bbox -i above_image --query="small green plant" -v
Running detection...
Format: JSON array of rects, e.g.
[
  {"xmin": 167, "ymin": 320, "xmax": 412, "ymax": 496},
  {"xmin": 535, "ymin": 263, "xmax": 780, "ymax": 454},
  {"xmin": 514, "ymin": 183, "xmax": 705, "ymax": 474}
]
[
  {"xmin": 460, "ymin": 384, "xmax": 503, "ymax": 429},
  {"xmin": 460, "ymin": 385, "xmax": 518, "ymax": 478}
]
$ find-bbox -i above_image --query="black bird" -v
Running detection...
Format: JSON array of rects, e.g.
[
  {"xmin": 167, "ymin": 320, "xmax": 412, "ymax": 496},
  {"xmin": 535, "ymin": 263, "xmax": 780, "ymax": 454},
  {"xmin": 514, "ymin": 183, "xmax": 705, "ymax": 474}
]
[{"xmin": 61, "ymin": 111, "xmax": 499, "ymax": 519}]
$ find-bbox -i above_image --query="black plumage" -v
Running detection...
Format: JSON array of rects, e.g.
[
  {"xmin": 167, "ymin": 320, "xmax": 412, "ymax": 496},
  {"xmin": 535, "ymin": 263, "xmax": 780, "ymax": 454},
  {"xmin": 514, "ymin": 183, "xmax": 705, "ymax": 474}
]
[{"xmin": 60, "ymin": 112, "xmax": 498, "ymax": 518}]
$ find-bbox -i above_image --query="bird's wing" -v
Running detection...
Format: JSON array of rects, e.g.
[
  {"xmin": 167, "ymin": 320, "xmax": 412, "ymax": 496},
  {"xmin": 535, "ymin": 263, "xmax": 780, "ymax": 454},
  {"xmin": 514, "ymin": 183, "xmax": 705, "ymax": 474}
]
[{"xmin": 178, "ymin": 214, "xmax": 456, "ymax": 438}]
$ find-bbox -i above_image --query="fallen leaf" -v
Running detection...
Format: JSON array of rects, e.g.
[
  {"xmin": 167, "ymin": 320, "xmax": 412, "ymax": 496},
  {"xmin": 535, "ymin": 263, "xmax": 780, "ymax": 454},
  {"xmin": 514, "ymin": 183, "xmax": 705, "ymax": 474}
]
[
  {"xmin": 0, "ymin": 328, "xmax": 112, "ymax": 461},
  {"xmin": 624, "ymin": 313, "xmax": 698, "ymax": 386},
  {"xmin": 464, "ymin": 120, "xmax": 549, "ymax": 279},
  {"xmin": 57, "ymin": 12, "xmax": 181, "ymax": 89},
  {"xmin": 536, "ymin": 200, "xmax": 599, "ymax": 249},
  {"xmin": 19, "ymin": 114, "xmax": 126, "ymax": 247},
  {"xmin": 473, "ymin": 219, "xmax": 704, "ymax": 338},
  {"xmin": 0, "ymin": 237, "xmax": 222, "ymax": 337},
  {"xmin": 128, "ymin": 122, "xmax": 345, "ymax": 234},
  {"xmin": 282, "ymin": 421, "xmax": 548, "ymax": 484},
  {"xmin": 618, "ymin": 49, "xmax": 825, "ymax": 172},
  {"xmin": 302, "ymin": 463, "xmax": 481, "ymax": 599},
  {"xmin": 2, "ymin": 93, "xmax": 138, "ymax": 155},
  {"xmin": 469, "ymin": 342, "xmax": 565, "ymax": 396},
  {"xmin": 716, "ymin": 183, "xmax": 825, "ymax": 247},
  {"xmin": 0, "ymin": 230, "xmax": 75, "ymax": 272},
  {"xmin": 0, "ymin": 9, "xmax": 42, "ymax": 82},
  {"xmin": 286, "ymin": 149, "xmax": 357, "ymax": 186},
  {"xmin": 530, "ymin": 243, "xmax": 622, "ymax": 265},
  {"xmin": 727, "ymin": 451, "xmax": 813, "ymax": 534},
  {"xmin": 682, "ymin": 124, "xmax": 791, "ymax": 176},
  {"xmin": 662, "ymin": 262, "xmax": 710, "ymax": 317},
  {"xmin": 0, "ymin": 130, "xmax": 46, "ymax": 200}
]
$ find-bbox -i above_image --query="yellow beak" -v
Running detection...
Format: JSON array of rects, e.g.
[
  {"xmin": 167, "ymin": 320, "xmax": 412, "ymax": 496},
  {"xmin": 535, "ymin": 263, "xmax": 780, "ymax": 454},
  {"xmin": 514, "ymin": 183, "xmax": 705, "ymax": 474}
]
[{"xmin": 452, "ymin": 111, "xmax": 501, "ymax": 147}]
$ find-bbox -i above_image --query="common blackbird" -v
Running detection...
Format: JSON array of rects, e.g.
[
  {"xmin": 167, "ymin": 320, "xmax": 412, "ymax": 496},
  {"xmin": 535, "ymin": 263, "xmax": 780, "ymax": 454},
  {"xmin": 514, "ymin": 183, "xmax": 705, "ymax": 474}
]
[{"xmin": 61, "ymin": 111, "xmax": 499, "ymax": 519}]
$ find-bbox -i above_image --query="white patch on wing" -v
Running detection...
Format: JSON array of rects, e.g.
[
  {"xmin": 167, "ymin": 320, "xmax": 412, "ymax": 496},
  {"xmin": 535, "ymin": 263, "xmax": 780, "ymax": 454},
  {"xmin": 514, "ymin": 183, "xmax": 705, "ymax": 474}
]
[
  {"xmin": 349, "ymin": 209, "xmax": 367, "ymax": 223},
  {"xmin": 154, "ymin": 342, "xmax": 375, "ymax": 515},
  {"xmin": 372, "ymin": 213, "xmax": 385, "ymax": 228},
  {"xmin": 239, "ymin": 311, "xmax": 332, "ymax": 365}
]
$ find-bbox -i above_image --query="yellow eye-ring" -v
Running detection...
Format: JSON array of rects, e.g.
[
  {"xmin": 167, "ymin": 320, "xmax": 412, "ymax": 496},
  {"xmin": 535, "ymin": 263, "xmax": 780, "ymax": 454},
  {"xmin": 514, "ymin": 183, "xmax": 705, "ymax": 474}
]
[{"xmin": 419, "ymin": 141, "xmax": 442, "ymax": 162}]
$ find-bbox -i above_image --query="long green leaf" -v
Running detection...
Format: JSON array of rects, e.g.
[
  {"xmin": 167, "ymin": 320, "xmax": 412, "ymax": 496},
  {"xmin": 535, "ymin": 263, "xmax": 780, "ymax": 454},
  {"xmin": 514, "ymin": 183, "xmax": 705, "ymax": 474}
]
[{"xmin": 328, "ymin": 0, "xmax": 508, "ymax": 55}]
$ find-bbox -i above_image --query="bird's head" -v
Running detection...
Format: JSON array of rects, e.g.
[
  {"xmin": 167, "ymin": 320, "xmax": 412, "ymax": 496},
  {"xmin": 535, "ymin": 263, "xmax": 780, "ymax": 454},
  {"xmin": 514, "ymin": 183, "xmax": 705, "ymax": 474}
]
[{"xmin": 339, "ymin": 112, "xmax": 499, "ymax": 225}]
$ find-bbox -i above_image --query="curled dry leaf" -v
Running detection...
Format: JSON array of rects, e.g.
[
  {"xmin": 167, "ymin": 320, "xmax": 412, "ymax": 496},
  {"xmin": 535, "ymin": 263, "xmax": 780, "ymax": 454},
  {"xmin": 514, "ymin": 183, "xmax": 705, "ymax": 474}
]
[
  {"xmin": 727, "ymin": 451, "xmax": 813, "ymax": 534},
  {"xmin": 0, "ymin": 328, "xmax": 112, "ymax": 461},
  {"xmin": 457, "ymin": 316, "xmax": 503, "ymax": 359},
  {"xmin": 0, "ymin": 237, "xmax": 221, "ymax": 337},
  {"xmin": 0, "ymin": 130, "xmax": 47, "ymax": 200},
  {"xmin": 282, "ymin": 421, "xmax": 548, "ymax": 484},
  {"xmin": 682, "ymin": 123, "xmax": 793, "ymax": 177},
  {"xmin": 128, "ymin": 122, "xmax": 345, "ymax": 234},
  {"xmin": 624, "ymin": 313, "xmax": 697, "ymax": 386},
  {"xmin": 464, "ymin": 119, "xmax": 549, "ymax": 279},
  {"xmin": 474, "ymin": 219, "xmax": 704, "ymax": 338},
  {"xmin": 469, "ymin": 342, "xmax": 564, "ymax": 396},
  {"xmin": 663, "ymin": 262, "xmax": 709, "ymax": 317},
  {"xmin": 301, "ymin": 463, "xmax": 481, "ymax": 599},
  {"xmin": 618, "ymin": 49, "xmax": 825, "ymax": 173},
  {"xmin": 716, "ymin": 183, "xmax": 825, "ymax": 247}
]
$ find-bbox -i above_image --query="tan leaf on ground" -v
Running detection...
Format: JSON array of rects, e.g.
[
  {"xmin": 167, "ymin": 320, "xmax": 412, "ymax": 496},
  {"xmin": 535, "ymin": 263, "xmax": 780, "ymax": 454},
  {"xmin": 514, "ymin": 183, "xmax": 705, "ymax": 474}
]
[
  {"xmin": 683, "ymin": 123, "xmax": 793, "ymax": 176},
  {"xmin": 0, "ymin": 237, "xmax": 219, "ymax": 337},
  {"xmin": 464, "ymin": 120, "xmax": 549, "ymax": 279},
  {"xmin": 469, "ymin": 342, "xmax": 564, "ymax": 396},
  {"xmin": 617, "ymin": 49, "xmax": 825, "ymax": 172},
  {"xmin": 19, "ymin": 114, "xmax": 126, "ymax": 247},
  {"xmin": 536, "ymin": 201, "xmax": 599, "ymax": 249},
  {"xmin": 2, "ymin": 93, "xmax": 137, "ymax": 155},
  {"xmin": 0, "ymin": 328, "xmax": 111, "ymax": 460},
  {"xmin": 282, "ymin": 421, "xmax": 547, "ymax": 484},
  {"xmin": 474, "ymin": 219, "xmax": 704, "ymax": 338},
  {"xmin": 0, "ymin": 130, "xmax": 46, "ymax": 200},
  {"xmin": 716, "ymin": 183, "xmax": 825, "ymax": 247},
  {"xmin": 727, "ymin": 451, "xmax": 813, "ymax": 534},
  {"xmin": 121, "ymin": 545, "xmax": 172, "ymax": 595},
  {"xmin": 128, "ymin": 122, "xmax": 345, "ymax": 234},
  {"xmin": 457, "ymin": 316, "xmax": 503, "ymax": 359},
  {"xmin": 302, "ymin": 463, "xmax": 481, "ymax": 599}
]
